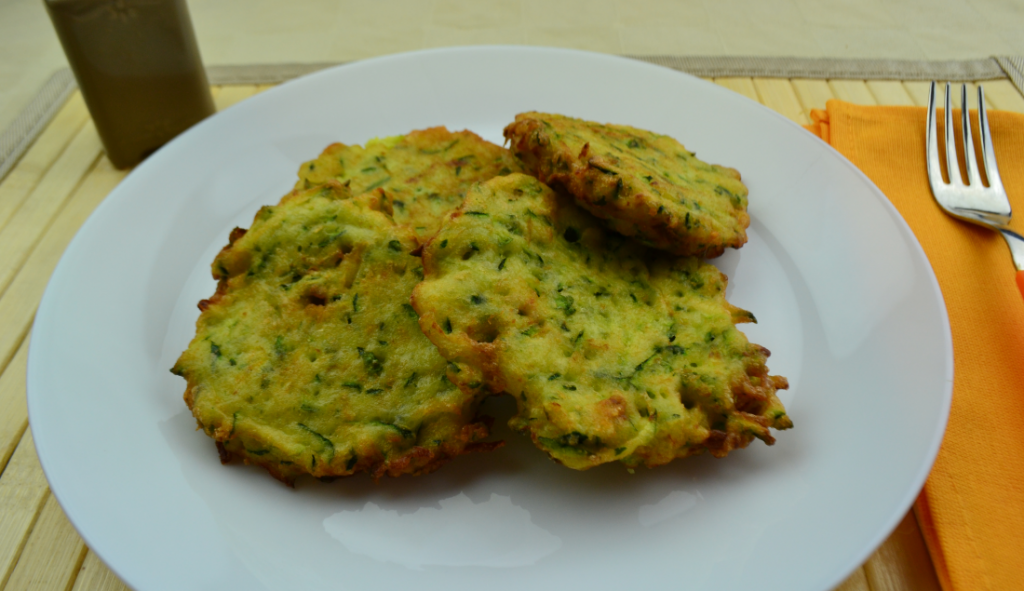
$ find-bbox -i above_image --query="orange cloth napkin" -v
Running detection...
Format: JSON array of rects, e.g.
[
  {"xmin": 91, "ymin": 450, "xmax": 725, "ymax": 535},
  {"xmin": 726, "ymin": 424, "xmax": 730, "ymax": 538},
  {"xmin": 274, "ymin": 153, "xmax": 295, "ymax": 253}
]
[{"xmin": 805, "ymin": 100, "xmax": 1024, "ymax": 591}]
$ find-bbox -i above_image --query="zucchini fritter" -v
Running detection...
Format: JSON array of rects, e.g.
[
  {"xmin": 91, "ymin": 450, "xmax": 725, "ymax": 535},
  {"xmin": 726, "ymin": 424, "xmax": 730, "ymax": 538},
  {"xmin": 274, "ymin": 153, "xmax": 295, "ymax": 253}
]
[
  {"xmin": 172, "ymin": 182, "xmax": 498, "ymax": 485},
  {"xmin": 296, "ymin": 127, "xmax": 525, "ymax": 238},
  {"xmin": 412, "ymin": 173, "xmax": 790, "ymax": 471},
  {"xmin": 503, "ymin": 112, "xmax": 749, "ymax": 258}
]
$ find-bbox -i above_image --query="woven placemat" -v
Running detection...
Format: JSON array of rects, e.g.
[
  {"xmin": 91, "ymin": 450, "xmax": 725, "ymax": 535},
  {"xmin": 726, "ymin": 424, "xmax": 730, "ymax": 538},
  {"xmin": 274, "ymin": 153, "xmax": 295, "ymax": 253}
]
[
  {"xmin": 0, "ymin": 69, "xmax": 77, "ymax": 183},
  {"xmin": 2, "ymin": 55, "xmax": 1023, "ymax": 183}
]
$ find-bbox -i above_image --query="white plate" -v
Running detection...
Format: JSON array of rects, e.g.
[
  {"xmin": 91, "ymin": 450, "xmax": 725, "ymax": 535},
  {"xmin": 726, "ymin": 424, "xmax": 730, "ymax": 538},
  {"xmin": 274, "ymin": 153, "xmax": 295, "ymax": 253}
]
[{"xmin": 28, "ymin": 47, "xmax": 952, "ymax": 591}]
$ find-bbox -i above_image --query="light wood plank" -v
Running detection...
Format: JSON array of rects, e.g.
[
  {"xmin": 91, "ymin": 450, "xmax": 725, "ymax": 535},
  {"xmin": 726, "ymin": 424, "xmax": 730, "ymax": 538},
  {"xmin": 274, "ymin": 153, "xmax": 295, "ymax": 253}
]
[
  {"xmin": 832, "ymin": 565, "xmax": 871, "ymax": 591},
  {"xmin": 0, "ymin": 93, "xmax": 89, "ymax": 235},
  {"xmin": 980, "ymin": 79, "xmax": 1024, "ymax": 114},
  {"xmin": 753, "ymin": 79, "xmax": 809, "ymax": 125},
  {"xmin": 791, "ymin": 78, "xmax": 835, "ymax": 117},
  {"xmin": 864, "ymin": 511, "xmax": 942, "ymax": 591},
  {"xmin": 0, "ymin": 337, "xmax": 29, "ymax": 476},
  {"xmin": 0, "ymin": 157, "xmax": 126, "ymax": 388},
  {"xmin": 866, "ymin": 81, "xmax": 915, "ymax": 106},
  {"xmin": 713, "ymin": 77, "xmax": 758, "ymax": 102},
  {"xmin": 0, "ymin": 431, "xmax": 50, "ymax": 590},
  {"xmin": 71, "ymin": 551, "xmax": 130, "ymax": 591},
  {"xmin": 903, "ymin": 81, "xmax": 933, "ymax": 107},
  {"xmin": 828, "ymin": 80, "xmax": 877, "ymax": 105},
  {"xmin": 3, "ymin": 493, "xmax": 88, "ymax": 591},
  {"xmin": 0, "ymin": 122, "xmax": 103, "ymax": 302},
  {"xmin": 214, "ymin": 85, "xmax": 261, "ymax": 111}
]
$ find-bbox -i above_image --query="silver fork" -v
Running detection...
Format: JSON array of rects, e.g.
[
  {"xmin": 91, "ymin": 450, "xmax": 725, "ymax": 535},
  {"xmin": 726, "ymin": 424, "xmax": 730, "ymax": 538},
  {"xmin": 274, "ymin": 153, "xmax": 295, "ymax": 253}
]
[{"xmin": 926, "ymin": 81, "xmax": 1024, "ymax": 298}]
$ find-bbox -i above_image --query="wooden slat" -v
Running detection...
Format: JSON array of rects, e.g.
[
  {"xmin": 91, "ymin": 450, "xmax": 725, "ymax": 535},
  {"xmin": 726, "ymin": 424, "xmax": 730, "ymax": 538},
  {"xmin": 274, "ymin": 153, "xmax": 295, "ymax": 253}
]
[
  {"xmin": 0, "ymin": 337, "xmax": 28, "ymax": 476},
  {"xmin": 214, "ymin": 85, "xmax": 261, "ymax": 111},
  {"xmin": 713, "ymin": 77, "xmax": 758, "ymax": 102},
  {"xmin": 833, "ymin": 566, "xmax": 871, "ymax": 591},
  {"xmin": 903, "ymin": 81, "xmax": 933, "ymax": 107},
  {"xmin": 0, "ymin": 122, "xmax": 102, "ymax": 304},
  {"xmin": 70, "ymin": 551, "xmax": 129, "ymax": 591},
  {"xmin": 0, "ymin": 93, "xmax": 89, "ymax": 234},
  {"xmin": 979, "ymin": 80, "xmax": 1024, "ymax": 114},
  {"xmin": 752, "ymin": 79, "xmax": 809, "ymax": 125},
  {"xmin": 0, "ymin": 157, "xmax": 126, "ymax": 385},
  {"xmin": 0, "ymin": 432, "xmax": 50, "ymax": 590},
  {"xmin": 791, "ymin": 78, "xmax": 835, "ymax": 118},
  {"xmin": 863, "ymin": 511, "xmax": 942, "ymax": 591},
  {"xmin": 829, "ymin": 80, "xmax": 877, "ymax": 105},
  {"xmin": 866, "ymin": 81, "xmax": 915, "ymax": 106},
  {"xmin": 3, "ymin": 493, "xmax": 87, "ymax": 591}
]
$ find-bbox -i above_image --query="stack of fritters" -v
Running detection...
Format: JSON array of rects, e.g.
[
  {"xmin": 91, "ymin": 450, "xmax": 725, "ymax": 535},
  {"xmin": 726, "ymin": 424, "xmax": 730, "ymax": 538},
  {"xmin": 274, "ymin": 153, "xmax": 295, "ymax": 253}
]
[
  {"xmin": 174, "ymin": 116, "xmax": 791, "ymax": 483},
  {"xmin": 411, "ymin": 174, "xmax": 790, "ymax": 470},
  {"xmin": 504, "ymin": 112, "xmax": 750, "ymax": 258}
]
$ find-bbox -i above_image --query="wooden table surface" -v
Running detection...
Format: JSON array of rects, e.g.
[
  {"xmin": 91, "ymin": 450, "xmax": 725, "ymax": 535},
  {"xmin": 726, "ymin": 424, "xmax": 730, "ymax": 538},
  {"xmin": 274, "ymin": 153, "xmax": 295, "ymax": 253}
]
[{"xmin": 2, "ymin": 76, "xmax": 1023, "ymax": 591}]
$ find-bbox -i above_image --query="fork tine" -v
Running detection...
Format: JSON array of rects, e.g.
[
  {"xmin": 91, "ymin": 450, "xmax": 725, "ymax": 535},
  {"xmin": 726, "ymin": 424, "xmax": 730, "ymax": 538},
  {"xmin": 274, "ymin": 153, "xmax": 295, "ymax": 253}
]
[
  {"xmin": 977, "ymin": 86, "xmax": 1005, "ymax": 191},
  {"xmin": 960, "ymin": 84, "xmax": 981, "ymax": 186},
  {"xmin": 926, "ymin": 81, "xmax": 944, "ymax": 189},
  {"xmin": 944, "ymin": 82, "xmax": 964, "ymax": 186}
]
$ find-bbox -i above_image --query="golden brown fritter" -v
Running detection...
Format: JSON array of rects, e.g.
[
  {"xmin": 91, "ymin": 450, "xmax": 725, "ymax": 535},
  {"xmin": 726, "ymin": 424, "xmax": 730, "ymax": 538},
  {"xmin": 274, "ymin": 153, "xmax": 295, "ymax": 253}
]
[
  {"xmin": 172, "ymin": 182, "xmax": 499, "ymax": 485},
  {"xmin": 412, "ymin": 173, "xmax": 790, "ymax": 471},
  {"xmin": 504, "ymin": 112, "xmax": 750, "ymax": 258},
  {"xmin": 296, "ymin": 127, "xmax": 525, "ymax": 238}
]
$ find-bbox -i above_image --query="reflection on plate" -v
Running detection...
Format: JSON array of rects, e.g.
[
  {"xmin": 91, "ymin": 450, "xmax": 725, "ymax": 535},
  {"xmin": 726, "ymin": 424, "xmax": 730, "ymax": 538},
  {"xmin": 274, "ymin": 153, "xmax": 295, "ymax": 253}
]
[{"xmin": 27, "ymin": 46, "xmax": 951, "ymax": 591}]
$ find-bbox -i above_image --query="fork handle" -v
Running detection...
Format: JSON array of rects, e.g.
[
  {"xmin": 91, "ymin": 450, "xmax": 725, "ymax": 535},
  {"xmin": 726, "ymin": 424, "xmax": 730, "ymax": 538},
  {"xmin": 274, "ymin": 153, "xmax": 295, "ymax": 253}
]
[{"xmin": 1017, "ymin": 271, "xmax": 1024, "ymax": 301}]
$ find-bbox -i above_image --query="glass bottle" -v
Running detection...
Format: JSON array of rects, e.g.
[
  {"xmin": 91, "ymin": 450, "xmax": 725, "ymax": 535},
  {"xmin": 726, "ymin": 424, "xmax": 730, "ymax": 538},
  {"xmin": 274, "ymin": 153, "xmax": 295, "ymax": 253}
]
[{"xmin": 44, "ymin": 0, "xmax": 215, "ymax": 168}]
